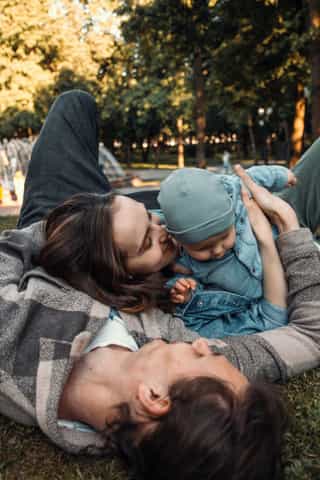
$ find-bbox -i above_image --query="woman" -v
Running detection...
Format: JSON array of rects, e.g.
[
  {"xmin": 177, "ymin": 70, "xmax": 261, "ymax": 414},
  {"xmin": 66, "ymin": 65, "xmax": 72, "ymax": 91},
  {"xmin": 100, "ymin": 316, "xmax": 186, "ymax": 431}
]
[{"xmin": 1, "ymin": 90, "xmax": 319, "ymax": 480}]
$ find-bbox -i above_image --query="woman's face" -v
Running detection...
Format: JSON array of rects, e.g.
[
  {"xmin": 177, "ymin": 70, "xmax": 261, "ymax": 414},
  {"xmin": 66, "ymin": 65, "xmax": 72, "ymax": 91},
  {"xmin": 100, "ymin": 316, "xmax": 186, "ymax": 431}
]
[{"xmin": 112, "ymin": 195, "xmax": 177, "ymax": 275}]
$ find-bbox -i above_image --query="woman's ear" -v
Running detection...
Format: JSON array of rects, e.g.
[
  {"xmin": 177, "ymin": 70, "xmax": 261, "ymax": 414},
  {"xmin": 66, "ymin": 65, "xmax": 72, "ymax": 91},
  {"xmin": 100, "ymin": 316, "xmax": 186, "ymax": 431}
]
[{"xmin": 137, "ymin": 383, "xmax": 171, "ymax": 418}]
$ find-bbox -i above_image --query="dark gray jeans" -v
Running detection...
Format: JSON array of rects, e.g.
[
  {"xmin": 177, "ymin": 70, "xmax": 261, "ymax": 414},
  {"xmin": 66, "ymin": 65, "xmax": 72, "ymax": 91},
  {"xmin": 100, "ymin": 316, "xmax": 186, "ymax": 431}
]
[
  {"xmin": 18, "ymin": 90, "xmax": 111, "ymax": 228},
  {"xmin": 278, "ymin": 137, "xmax": 320, "ymax": 233}
]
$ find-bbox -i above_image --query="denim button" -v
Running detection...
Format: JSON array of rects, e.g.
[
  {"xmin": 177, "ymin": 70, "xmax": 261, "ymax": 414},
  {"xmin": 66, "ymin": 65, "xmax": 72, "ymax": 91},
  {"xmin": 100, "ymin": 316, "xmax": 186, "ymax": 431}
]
[
  {"xmin": 197, "ymin": 300, "xmax": 204, "ymax": 307},
  {"xmin": 252, "ymin": 267, "xmax": 256, "ymax": 274}
]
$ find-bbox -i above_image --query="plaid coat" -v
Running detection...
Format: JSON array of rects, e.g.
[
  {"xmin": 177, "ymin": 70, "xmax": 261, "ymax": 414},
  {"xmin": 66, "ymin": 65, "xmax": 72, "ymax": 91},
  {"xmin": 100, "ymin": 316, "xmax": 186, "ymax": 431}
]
[{"xmin": 1, "ymin": 222, "xmax": 320, "ymax": 454}]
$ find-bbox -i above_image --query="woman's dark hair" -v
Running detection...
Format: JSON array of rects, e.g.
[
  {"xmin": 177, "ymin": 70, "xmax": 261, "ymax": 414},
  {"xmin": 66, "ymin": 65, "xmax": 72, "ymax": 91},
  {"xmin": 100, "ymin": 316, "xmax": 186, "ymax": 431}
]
[
  {"xmin": 107, "ymin": 377, "xmax": 287, "ymax": 480},
  {"xmin": 38, "ymin": 192, "xmax": 171, "ymax": 313}
]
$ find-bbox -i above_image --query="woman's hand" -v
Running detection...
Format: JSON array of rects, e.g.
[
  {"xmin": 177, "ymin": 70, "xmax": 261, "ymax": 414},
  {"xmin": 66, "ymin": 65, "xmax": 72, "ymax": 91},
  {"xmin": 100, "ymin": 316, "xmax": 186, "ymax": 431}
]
[{"xmin": 234, "ymin": 164, "xmax": 300, "ymax": 233}]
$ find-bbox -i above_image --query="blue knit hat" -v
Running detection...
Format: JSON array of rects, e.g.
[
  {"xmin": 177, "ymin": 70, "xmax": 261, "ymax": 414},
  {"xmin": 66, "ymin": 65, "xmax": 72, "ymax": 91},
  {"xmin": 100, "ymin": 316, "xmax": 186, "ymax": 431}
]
[{"xmin": 157, "ymin": 168, "xmax": 234, "ymax": 244}]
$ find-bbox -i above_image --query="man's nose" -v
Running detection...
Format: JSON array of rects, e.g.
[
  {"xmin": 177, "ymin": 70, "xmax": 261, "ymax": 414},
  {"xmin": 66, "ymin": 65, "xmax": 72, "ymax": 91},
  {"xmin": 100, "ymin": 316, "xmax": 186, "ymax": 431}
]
[{"xmin": 192, "ymin": 338, "xmax": 211, "ymax": 356}]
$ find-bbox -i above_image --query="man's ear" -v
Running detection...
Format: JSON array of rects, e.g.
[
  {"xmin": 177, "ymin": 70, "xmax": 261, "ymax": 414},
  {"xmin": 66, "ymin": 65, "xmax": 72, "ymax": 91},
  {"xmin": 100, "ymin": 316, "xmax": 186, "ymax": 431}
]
[{"xmin": 137, "ymin": 383, "xmax": 171, "ymax": 418}]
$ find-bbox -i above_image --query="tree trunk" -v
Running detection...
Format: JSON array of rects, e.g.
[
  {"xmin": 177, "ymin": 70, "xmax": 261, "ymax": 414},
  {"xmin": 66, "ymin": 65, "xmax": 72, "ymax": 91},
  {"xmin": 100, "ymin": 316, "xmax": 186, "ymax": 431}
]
[
  {"xmin": 154, "ymin": 142, "xmax": 160, "ymax": 169},
  {"xmin": 309, "ymin": 0, "xmax": 320, "ymax": 139},
  {"xmin": 141, "ymin": 139, "xmax": 151, "ymax": 163},
  {"xmin": 247, "ymin": 114, "xmax": 257, "ymax": 163},
  {"xmin": 282, "ymin": 120, "xmax": 290, "ymax": 164},
  {"xmin": 177, "ymin": 116, "xmax": 185, "ymax": 168},
  {"xmin": 193, "ymin": 50, "xmax": 206, "ymax": 168},
  {"xmin": 126, "ymin": 143, "xmax": 132, "ymax": 166},
  {"xmin": 290, "ymin": 82, "xmax": 306, "ymax": 167}
]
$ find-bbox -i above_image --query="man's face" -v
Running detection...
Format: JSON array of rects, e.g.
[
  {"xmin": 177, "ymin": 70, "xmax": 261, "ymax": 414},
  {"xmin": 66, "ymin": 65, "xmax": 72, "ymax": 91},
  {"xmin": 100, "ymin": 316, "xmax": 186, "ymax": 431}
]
[
  {"xmin": 128, "ymin": 338, "xmax": 248, "ymax": 394},
  {"xmin": 60, "ymin": 338, "xmax": 247, "ymax": 432},
  {"xmin": 183, "ymin": 226, "xmax": 236, "ymax": 261}
]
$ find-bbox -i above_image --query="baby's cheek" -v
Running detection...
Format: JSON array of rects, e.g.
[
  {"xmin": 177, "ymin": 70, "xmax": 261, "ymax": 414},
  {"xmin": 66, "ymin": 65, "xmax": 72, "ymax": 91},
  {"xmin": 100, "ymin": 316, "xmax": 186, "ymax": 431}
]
[{"xmin": 227, "ymin": 235, "xmax": 236, "ymax": 249}]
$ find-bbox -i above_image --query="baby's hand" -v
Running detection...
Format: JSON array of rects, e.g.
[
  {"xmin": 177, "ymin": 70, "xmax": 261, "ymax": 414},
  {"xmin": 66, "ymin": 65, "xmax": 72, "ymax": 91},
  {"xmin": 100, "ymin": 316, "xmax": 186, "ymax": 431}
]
[
  {"xmin": 170, "ymin": 278, "xmax": 197, "ymax": 304},
  {"xmin": 287, "ymin": 170, "xmax": 297, "ymax": 187},
  {"xmin": 235, "ymin": 164, "xmax": 299, "ymax": 233}
]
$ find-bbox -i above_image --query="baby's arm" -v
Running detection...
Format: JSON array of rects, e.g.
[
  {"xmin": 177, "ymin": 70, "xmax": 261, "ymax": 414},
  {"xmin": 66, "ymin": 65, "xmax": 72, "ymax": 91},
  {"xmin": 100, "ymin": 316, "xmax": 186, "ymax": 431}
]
[
  {"xmin": 241, "ymin": 187, "xmax": 287, "ymax": 308},
  {"xmin": 242, "ymin": 165, "xmax": 296, "ymax": 192}
]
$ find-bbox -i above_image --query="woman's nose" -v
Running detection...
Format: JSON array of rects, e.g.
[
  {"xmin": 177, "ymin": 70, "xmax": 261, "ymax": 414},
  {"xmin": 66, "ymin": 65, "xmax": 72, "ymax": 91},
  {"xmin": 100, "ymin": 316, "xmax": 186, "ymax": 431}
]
[
  {"xmin": 151, "ymin": 213, "xmax": 161, "ymax": 225},
  {"xmin": 158, "ymin": 225, "xmax": 169, "ymax": 242}
]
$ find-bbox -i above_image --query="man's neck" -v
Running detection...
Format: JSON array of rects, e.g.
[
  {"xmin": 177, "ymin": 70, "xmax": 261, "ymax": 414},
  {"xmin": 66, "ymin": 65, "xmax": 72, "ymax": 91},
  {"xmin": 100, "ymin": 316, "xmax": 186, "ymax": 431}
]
[{"xmin": 59, "ymin": 345, "xmax": 133, "ymax": 430}]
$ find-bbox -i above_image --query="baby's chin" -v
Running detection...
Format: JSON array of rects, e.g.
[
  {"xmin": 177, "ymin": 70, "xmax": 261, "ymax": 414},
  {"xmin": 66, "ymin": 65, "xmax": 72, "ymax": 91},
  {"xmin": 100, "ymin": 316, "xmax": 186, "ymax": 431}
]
[
  {"xmin": 211, "ymin": 253, "xmax": 227, "ymax": 260},
  {"xmin": 213, "ymin": 247, "xmax": 235, "ymax": 259},
  {"xmin": 205, "ymin": 249, "xmax": 233, "ymax": 261}
]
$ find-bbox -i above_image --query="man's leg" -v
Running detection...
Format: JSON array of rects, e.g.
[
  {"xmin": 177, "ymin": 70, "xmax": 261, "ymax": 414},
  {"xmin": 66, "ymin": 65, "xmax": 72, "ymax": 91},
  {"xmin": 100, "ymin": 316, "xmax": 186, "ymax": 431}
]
[
  {"xmin": 278, "ymin": 137, "xmax": 320, "ymax": 233},
  {"xmin": 18, "ymin": 90, "xmax": 110, "ymax": 228}
]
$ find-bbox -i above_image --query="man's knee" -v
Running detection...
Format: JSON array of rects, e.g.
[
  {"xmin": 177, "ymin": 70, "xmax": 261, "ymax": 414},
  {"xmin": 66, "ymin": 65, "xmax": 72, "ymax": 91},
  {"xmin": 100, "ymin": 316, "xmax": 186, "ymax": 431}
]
[{"xmin": 53, "ymin": 90, "xmax": 97, "ymax": 118}]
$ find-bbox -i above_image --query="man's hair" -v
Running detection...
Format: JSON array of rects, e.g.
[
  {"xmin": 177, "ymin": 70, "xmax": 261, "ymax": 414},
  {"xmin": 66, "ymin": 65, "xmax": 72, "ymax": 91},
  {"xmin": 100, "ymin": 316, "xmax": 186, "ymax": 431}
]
[
  {"xmin": 107, "ymin": 376, "xmax": 287, "ymax": 480},
  {"xmin": 38, "ymin": 192, "xmax": 171, "ymax": 313}
]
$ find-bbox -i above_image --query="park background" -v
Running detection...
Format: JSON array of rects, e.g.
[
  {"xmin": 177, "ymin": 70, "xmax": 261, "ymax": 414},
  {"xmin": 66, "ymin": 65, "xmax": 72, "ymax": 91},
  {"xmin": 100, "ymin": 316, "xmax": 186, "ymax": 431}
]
[{"xmin": 1, "ymin": 0, "xmax": 320, "ymax": 479}]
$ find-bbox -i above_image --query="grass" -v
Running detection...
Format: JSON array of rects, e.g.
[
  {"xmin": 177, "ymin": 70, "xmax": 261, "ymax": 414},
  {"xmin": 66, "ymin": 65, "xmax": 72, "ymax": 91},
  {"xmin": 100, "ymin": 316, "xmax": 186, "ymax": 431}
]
[{"xmin": 0, "ymin": 217, "xmax": 320, "ymax": 479}]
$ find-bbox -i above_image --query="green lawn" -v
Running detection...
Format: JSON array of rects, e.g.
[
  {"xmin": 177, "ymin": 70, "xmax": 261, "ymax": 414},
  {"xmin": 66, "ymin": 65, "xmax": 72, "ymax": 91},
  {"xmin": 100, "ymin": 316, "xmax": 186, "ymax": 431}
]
[{"xmin": 0, "ymin": 217, "xmax": 320, "ymax": 479}]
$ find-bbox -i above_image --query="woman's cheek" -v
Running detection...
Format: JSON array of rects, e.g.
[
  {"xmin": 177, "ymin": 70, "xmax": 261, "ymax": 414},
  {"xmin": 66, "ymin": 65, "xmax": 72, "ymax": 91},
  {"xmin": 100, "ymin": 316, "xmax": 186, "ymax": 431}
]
[{"xmin": 154, "ymin": 248, "xmax": 169, "ymax": 270}]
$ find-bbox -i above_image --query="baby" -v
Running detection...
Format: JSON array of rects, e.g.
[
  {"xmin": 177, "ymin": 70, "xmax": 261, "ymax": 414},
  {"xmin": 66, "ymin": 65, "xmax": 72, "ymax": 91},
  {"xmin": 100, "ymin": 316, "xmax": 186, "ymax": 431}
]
[{"xmin": 158, "ymin": 165, "xmax": 296, "ymax": 311}]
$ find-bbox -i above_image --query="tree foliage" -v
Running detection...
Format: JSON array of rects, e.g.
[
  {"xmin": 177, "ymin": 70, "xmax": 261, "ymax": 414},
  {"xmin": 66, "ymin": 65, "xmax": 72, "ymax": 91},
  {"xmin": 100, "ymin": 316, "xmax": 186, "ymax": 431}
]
[
  {"xmin": 0, "ymin": 0, "xmax": 117, "ymax": 134},
  {"xmin": 0, "ymin": 0, "xmax": 317, "ymax": 164}
]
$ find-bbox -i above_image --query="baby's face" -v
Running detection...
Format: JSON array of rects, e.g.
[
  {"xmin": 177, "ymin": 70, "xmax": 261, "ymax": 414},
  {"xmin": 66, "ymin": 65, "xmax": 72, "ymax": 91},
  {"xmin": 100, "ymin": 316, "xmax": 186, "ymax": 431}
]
[{"xmin": 183, "ymin": 225, "xmax": 236, "ymax": 261}]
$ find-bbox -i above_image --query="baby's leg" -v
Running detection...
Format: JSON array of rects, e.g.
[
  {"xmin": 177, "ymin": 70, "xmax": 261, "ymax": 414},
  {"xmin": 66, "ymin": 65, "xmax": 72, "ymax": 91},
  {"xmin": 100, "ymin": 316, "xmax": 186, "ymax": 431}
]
[
  {"xmin": 18, "ymin": 90, "xmax": 110, "ymax": 228},
  {"xmin": 278, "ymin": 137, "xmax": 320, "ymax": 233}
]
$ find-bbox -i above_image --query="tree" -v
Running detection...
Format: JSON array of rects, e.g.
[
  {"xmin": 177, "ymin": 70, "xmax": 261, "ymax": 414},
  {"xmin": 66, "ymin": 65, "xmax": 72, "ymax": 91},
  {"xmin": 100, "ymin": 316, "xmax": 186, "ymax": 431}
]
[
  {"xmin": 206, "ymin": 0, "xmax": 309, "ymax": 165},
  {"xmin": 117, "ymin": 0, "xmax": 227, "ymax": 167},
  {"xmin": 0, "ymin": 0, "xmax": 118, "ymax": 136},
  {"xmin": 308, "ymin": 0, "xmax": 320, "ymax": 140}
]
